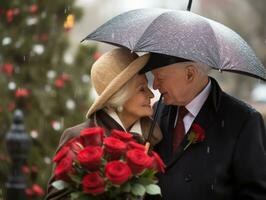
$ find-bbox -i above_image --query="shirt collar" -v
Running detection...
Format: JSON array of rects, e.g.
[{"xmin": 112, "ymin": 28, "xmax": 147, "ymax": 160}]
[
  {"xmin": 104, "ymin": 108, "xmax": 142, "ymax": 135},
  {"xmin": 186, "ymin": 79, "xmax": 211, "ymax": 117}
]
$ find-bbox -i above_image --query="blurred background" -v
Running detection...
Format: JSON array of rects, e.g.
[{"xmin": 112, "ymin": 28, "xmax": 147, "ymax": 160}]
[{"xmin": 0, "ymin": 0, "xmax": 265, "ymax": 199}]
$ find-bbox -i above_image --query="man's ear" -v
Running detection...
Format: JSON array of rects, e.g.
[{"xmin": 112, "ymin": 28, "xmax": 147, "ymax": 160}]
[{"xmin": 185, "ymin": 65, "xmax": 196, "ymax": 82}]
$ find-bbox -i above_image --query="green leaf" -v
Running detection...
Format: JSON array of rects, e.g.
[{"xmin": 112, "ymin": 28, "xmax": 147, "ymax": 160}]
[
  {"xmin": 70, "ymin": 192, "xmax": 81, "ymax": 200},
  {"xmin": 121, "ymin": 182, "xmax": 131, "ymax": 193},
  {"xmin": 69, "ymin": 174, "xmax": 82, "ymax": 184},
  {"xmin": 138, "ymin": 177, "xmax": 155, "ymax": 185},
  {"xmin": 71, "ymin": 192, "xmax": 93, "ymax": 200},
  {"xmin": 51, "ymin": 180, "xmax": 69, "ymax": 190},
  {"xmin": 145, "ymin": 184, "xmax": 161, "ymax": 195},
  {"xmin": 141, "ymin": 169, "xmax": 156, "ymax": 178},
  {"xmin": 131, "ymin": 183, "xmax": 146, "ymax": 196}
]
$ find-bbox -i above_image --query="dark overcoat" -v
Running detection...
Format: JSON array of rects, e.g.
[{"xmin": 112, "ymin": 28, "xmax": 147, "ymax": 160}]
[{"xmin": 150, "ymin": 77, "xmax": 266, "ymax": 200}]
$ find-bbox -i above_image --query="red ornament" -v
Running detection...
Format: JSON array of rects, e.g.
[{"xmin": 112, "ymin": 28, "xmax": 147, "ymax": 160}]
[
  {"xmin": 6, "ymin": 8, "xmax": 20, "ymax": 23},
  {"xmin": 29, "ymin": 4, "xmax": 38, "ymax": 14},
  {"xmin": 6, "ymin": 9, "xmax": 14, "ymax": 23},
  {"xmin": 31, "ymin": 165, "xmax": 38, "ymax": 173},
  {"xmin": 32, "ymin": 184, "xmax": 45, "ymax": 197},
  {"xmin": 61, "ymin": 73, "xmax": 70, "ymax": 81},
  {"xmin": 1, "ymin": 63, "xmax": 14, "ymax": 76},
  {"xmin": 0, "ymin": 153, "xmax": 7, "ymax": 161},
  {"xmin": 15, "ymin": 88, "xmax": 30, "ymax": 98},
  {"xmin": 22, "ymin": 165, "xmax": 31, "ymax": 174},
  {"xmin": 39, "ymin": 33, "xmax": 49, "ymax": 41},
  {"xmin": 8, "ymin": 102, "xmax": 16, "ymax": 111},
  {"xmin": 13, "ymin": 8, "xmax": 20, "ymax": 16},
  {"xmin": 0, "ymin": 7, "xmax": 4, "ymax": 15},
  {"xmin": 0, "ymin": 106, "xmax": 3, "ymax": 112},
  {"xmin": 54, "ymin": 78, "xmax": 65, "ymax": 88},
  {"xmin": 25, "ymin": 188, "xmax": 34, "ymax": 197}
]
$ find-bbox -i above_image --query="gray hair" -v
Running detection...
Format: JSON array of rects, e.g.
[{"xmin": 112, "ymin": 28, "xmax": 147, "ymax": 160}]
[
  {"xmin": 196, "ymin": 62, "xmax": 212, "ymax": 75},
  {"xmin": 183, "ymin": 61, "xmax": 212, "ymax": 76}
]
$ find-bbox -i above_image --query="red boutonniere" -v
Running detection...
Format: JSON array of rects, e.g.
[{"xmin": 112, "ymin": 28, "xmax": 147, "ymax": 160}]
[{"xmin": 184, "ymin": 123, "xmax": 205, "ymax": 150}]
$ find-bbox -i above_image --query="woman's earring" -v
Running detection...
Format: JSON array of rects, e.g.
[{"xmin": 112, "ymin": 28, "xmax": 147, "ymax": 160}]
[{"xmin": 117, "ymin": 106, "xmax": 123, "ymax": 112}]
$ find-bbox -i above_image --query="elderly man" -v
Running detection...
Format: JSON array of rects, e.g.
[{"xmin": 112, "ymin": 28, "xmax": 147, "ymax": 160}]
[{"xmin": 141, "ymin": 53, "xmax": 266, "ymax": 200}]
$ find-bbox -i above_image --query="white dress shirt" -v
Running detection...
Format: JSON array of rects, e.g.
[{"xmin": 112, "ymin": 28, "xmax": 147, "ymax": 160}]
[{"xmin": 175, "ymin": 80, "xmax": 212, "ymax": 134}]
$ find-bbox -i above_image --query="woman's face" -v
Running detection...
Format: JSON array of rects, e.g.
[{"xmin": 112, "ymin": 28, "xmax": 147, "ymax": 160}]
[{"xmin": 123, "ymin": 74, "xmax": 154, "ymax": 119}]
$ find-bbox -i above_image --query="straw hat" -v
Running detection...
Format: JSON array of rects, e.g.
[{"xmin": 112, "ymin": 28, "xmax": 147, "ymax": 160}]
[{"xmin": 86, "ymin": 48, "xmax": 150, "ymax": 118}]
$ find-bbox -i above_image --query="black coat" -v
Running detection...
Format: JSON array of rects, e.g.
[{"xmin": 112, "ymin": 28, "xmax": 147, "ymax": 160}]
[{"xmin": 150, "ymin": 77, "xmax": 266, "ymax": 200}]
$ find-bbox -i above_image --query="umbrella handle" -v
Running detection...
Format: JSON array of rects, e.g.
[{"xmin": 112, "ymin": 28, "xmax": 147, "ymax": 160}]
[
  {"xmin": 187, "ymin": 0, "xmax": 193, "ymax": 11},
  {"xmin": 146, "ymin": 94, "xmax": 163, "ymax": 148},
  {"xmin": 145, "ymin": 142, "xmax": 150, "ymax": 154}
]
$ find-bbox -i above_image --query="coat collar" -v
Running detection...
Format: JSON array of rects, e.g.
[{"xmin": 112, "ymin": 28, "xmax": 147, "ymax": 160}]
[
  {"xmin": 93, "ymin": 109, "xmax": 162, "ymax": 146},
  {"xmin": 103, "ymin": 108, "xmax": 142, "ymax": 135}
]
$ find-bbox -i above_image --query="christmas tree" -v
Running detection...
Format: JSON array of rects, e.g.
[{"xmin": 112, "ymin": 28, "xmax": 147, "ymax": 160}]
[{"xmin": 0, "ymin": 0, "xmax": 99, "ymax": 199}]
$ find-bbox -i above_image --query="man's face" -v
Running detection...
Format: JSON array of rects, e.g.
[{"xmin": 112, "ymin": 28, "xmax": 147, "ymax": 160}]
[{"xmin": 152, "ymin": 63, "xmax": 190, "ymax": 105}]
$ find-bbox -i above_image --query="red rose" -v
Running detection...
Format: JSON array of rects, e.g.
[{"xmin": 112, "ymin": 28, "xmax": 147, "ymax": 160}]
[
  {"xmin": 54, "ymin": 153, "xmax": 75, "ymax": 181},
  {"xmin": 82, "ymin": 172, "xmax": 105, "ymax": 195},
  {"xmin": 105, "ymin": 161, "xmax": 132, "ymax": 185},
  {"xmin": 149, "ymin": 151, "xmax": 166, "ymax": 173},
  {"xmin": 77, "ymin": 146, "xmax": 103, "ymax": 171},
  {"xmin": 192, "ymin": 123, "xmax": 205, "ymax": 142},
  {"xmin": 103, "ymin": 137, "xmax": 127, "ymax": 160},
  {"xmin": 53, "ymin": 138, "xmax": 82, "ymax": 163},
  {"xmin": 53, "ymin": 144, "xmax": 73, "ymax": 163},
  {"xmin": 126, "ymin": 149, "xmax": 153, "ymax": 174},
  {"xmin": 80, "ymin": 127, "xmax": 104, "ymax": 146},
  {"xmin": 32, "ymin": 184, "xmax": 45, "ymax": 197},
  {"xmin": 127, "ymin": 141, "xmax": 146, "ymax": 151},
  {"xmin": 110, "ymin": 129, "xmax": 134, "ymax": 143}
]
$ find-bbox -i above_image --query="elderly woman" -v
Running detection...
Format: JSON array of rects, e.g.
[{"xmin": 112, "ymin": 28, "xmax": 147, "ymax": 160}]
[{"xmin": 45, "ymin": 48, "xmax": 162, "ymax": 200}]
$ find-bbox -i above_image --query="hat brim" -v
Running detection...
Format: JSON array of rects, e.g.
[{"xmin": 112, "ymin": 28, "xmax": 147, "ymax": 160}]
[
  {"xmin": 86, "ymin": 54, "xmax": 150, "ymax": 118},
  {"xmin": 139, "ymin": 53, "xmax": 190, "ymax": 74}
]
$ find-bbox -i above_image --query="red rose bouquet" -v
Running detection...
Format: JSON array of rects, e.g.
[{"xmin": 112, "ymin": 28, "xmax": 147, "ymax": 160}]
[{"xmin": 52, "ymin": 127, "xmax": 165, "ymax": 200}]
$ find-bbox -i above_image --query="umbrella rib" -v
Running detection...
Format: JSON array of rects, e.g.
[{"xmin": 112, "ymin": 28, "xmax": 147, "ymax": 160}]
[
  {"xmin": 133, "ymin": 10, "xmax": 177, "ymax": 51},
  {"xmin": 214, "ymin": 68, "xmax": 266, "ymax": 82}
]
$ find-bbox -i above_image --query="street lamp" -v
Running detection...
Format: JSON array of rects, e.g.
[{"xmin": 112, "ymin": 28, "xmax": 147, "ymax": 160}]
[{"xmin": 5, "ymin": 110, "xmax": 31, "ymax": 200}]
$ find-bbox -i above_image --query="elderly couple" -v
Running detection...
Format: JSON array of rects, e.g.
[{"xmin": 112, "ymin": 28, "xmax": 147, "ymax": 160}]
[{"xmin": 46, "ymin": 48, "xmax": 266, "ymax": 200}]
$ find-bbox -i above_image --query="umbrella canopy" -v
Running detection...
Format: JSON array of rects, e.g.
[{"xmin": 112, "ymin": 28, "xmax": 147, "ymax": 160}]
[{"xmin": 82, "ymin": 8, "xmax": 266, "ymax": 81}]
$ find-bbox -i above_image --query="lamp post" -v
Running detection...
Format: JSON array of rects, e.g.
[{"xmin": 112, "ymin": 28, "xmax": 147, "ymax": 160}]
[{"xmin": 5, "ymin": 109, "xmax": 31, "ymax": 200}]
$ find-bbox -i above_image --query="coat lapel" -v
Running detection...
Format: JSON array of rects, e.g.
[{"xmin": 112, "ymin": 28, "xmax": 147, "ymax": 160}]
[
  {"xmin": 166, "ymin": 77, "xmax": 222, "ymax": 169},
  {"xmin": 158, "ymin": 105, "xmax": 177, "ymax": 165}
]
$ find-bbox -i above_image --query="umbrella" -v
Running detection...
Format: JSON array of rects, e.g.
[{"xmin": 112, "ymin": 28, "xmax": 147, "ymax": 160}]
[{"xmin": 82, "ymin": 8, "xmax": 266, "ymax": 81}]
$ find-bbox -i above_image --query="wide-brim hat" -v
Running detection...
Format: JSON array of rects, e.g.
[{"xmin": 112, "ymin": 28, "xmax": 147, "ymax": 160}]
[{"xmin": 86, "ymin": 48, "xmax": 150, "ymax": 118}]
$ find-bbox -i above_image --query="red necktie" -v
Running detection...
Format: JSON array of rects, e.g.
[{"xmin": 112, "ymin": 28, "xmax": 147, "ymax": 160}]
[{"xmin": 172, "ymin": 106, "xmax": 188, "ymax": 153}]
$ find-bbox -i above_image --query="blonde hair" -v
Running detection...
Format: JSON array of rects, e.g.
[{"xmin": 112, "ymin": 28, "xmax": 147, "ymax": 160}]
[{"xmin": 105, "ymin": 75, "xmax": 136, "ymax": 109}]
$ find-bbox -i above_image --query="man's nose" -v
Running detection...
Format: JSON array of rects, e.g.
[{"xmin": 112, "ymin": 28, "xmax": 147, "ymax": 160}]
[
  {"xmin": 147, "ymin": 88, "xmax": 154, "ymax": 98},
  {"xmin": 153, "ymin": 79, "xmax": 159, "ymax": 90}
]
